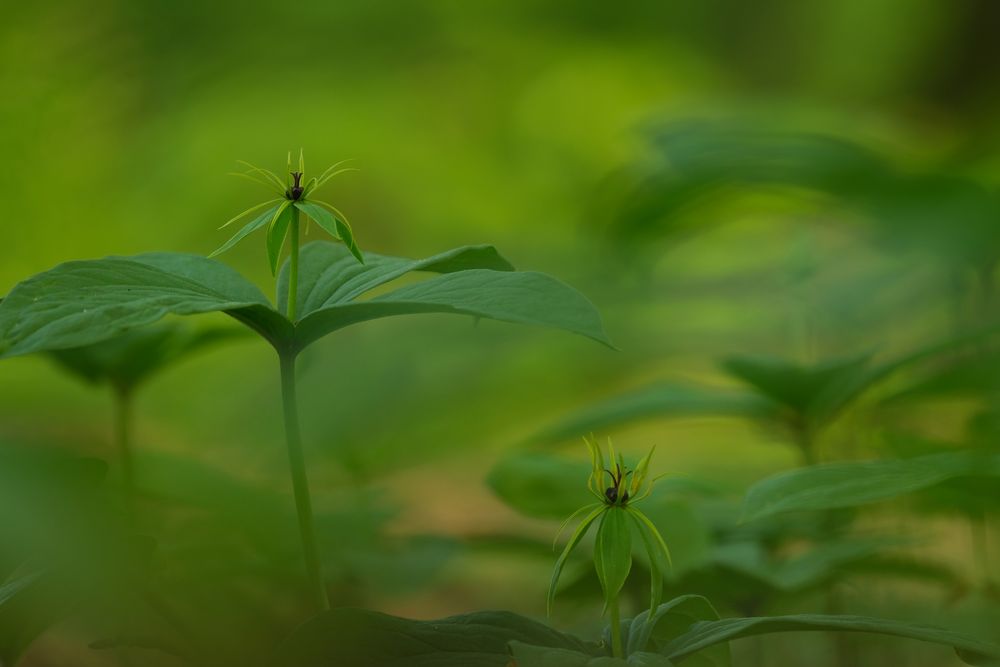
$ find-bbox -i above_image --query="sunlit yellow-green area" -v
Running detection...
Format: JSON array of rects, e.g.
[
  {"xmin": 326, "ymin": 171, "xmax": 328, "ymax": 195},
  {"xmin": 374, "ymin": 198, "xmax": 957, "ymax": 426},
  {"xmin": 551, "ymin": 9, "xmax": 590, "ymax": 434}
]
[{"xmin": 2, "ymin": 1, "xmax": 999, "ymax": 665}]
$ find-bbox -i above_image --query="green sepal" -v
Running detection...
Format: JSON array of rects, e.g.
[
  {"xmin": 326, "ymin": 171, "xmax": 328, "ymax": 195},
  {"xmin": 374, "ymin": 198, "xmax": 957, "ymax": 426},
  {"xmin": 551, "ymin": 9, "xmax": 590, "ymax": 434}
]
[
  {"xmin": 629, "ymin": 506, "xmax": 672, "ymax": 570},
  {"xmin": 295, "ymin": 200, "xmax": 364, "ymax": 264},
  {"xmin": 209, "ymin": 203, "xmax": 282, "ymax": 258},
  {"xmin": 266, "ymin": 201, "xmax": 294, "ymax": 275},
  {"xmin": 548, "ymin": 505, "xmax": 606, "ymax": 617},
  {"xmin": 628, "ymin": 507, "xmax": 670, "ymax": 621},
  {"xmin": 594, "ymin": 507, "xmax": 632, "ymax": 615}
]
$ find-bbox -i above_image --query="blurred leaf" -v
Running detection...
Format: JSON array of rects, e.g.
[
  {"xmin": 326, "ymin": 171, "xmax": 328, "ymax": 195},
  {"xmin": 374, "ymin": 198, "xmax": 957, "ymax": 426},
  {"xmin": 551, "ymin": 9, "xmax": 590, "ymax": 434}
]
[
  {"xmin": 636, "ymin": 501, "xmax": 710, "ymax": 579},
  {"xmin": 530, "ymin": 383, "xmax": 774, "ymax": 445},
  {"xmin": 510, "ymin": 641, "xmax": 672, "ymax": 666},
  {"xmin": 722, "ymin": 354, "xmax": 870, "ymax": 424},
  {"xmin": 273, "ymin": 608, "xmax": 596, "ymax": 667},
  {"xmin": 488, "ymin": 454, "xmax": 594, "ymax": 519},
  {"xmin": 626, "ymin": 596, "xmax": 728, "ymax": 667},
  {"xmin": 0, "ymin": 572, "xmax": 66, "ymax": 667},
  {"xmin": 608, "ymin": 123, "xmax": 891, "ymax": 246},
  {"xmin": 662, "ymin": 614, "xmax": 1000, "ymax": 666},
  {"xmin": 742, "ymin": 452, "xmax": 1000, "ymax": 521},
  {"xmin": 880, "ymin": 351, "xmax": 1000, "ymax": 404},
  {"xmin": 616, "ymin": 122, "xmax": 1000, "ymax": 271},
  {"xmin": 48, "ymin": 322, "xmax": 248, "ymax": 391},
  {"xmin": 708, "ymin": 538, "xmax": 904, "ymax": 593}
]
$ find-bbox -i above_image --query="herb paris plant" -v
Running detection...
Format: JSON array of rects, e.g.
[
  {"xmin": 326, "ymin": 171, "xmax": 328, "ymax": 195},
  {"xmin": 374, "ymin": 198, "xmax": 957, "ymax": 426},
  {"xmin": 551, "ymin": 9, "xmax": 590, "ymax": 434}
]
[
  {"xmin": 549, "ymin": 437, "xmax": 672, "ymax": 658},
  {"xmin": 0, "ymin": 153, "xmax": 613, "ymax": 614}
]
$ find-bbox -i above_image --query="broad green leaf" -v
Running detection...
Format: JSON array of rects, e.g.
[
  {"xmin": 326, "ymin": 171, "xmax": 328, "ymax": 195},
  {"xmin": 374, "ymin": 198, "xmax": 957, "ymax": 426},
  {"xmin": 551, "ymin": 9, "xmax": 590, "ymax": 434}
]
[
  {"xmin": 742, "ymin": 452, "xmax": 1000, "ymax": 521},
  {"xmin": 509, "ymin": 641, "xmax": 673, "ymax": 666},
  {"xmin": 662, "ymin": 615, "xmax": 1000, "ymax": 666},
  {"xmin": 272, "ymin": 608, "xmax": 595, "ymax": 667},
  {"xmin": 294, "ymin": 201, "xmax": 364, "ymax": 264},
  {"xmin": 0, "ymin": 253, "xmax": 282, "ymax": 358},
  {"xmin": 549, "ymin": 505, "xmax": 605, "ymax": 616},
  {"xmin": 294, "ymin": 268, "xmax": 612, "ymax": 350},
  {"xmin": 48, "ymin": 322, "xmax": 247, "ymax": 391},
  {"xmin": 626, "ymin": 596, "xmax": 727, "ymax": 667},
  {"xmin": 276, "ymin": 241, "xmax": 514, "ymax": 316},
  {"xmin": 530, "ymin": 383, "xmax": 773, "ymax": 445},
  {"xmin": 594, "ymin": 507, "xmax": 632, "ymax": 609},
  {"xmin": 209, "ymin": 203, "xmax": 281, "ymax": 258},
  {"xmin": 266, "ymin": 201, "xmax": 294, "ymax": 275},
  {"xmin": 1, "ymin": 242, "xmax": 607, "ymax": 359}
]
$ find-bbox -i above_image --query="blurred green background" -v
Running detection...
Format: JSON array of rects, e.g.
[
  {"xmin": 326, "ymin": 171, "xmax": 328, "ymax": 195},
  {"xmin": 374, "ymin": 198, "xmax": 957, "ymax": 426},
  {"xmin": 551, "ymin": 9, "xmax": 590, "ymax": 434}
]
[{"xmin": 1, "ymin": 1, "xmax": 999, "ymax": 665}]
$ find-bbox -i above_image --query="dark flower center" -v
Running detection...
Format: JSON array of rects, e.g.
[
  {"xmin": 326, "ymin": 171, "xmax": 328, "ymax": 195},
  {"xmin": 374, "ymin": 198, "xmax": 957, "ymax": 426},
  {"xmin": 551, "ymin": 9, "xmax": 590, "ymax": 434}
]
[
  {"xmin": 603, "ymin": 464, "xmax": 632, "ymax": 506},
  {"xmin": 287, "ymin": 172, "xmax": 304, "ymax": 200}
]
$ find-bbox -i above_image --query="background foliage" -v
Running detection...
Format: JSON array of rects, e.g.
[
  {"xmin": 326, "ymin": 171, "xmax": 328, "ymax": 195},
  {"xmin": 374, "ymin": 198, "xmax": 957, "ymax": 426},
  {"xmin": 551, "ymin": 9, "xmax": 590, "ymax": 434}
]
[{"xmin": 1, "ymin": 1, "xmax": 999, "ymax": 665}]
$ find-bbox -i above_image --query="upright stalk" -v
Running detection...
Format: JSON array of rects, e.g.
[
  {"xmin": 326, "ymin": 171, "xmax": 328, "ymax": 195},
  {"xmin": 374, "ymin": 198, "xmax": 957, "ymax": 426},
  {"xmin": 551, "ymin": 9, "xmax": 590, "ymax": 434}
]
[
  {"xmin": 280, "ymin": 209, "xmax": 329, "ymax": 611},
  {"xmin": 608, "ymin": 596, "xmax": 623, "ymax": 658},
  {"xmin": 279, "ymin": 351, "xmax": 329, "ymax": 611},
  {"xmin": 288, "ymin": 207, "xmax": 300, "ymax": 321},
  {"xmin": 112, "ymin": 385, "xmax": 136, "ymax": 527}
]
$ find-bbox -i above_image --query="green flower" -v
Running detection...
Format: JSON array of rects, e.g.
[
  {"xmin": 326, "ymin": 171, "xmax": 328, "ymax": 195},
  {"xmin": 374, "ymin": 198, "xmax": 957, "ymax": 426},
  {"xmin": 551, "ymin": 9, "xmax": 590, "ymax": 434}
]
[
  {"xmin": 211, "ymin": 150, "xmax": 364, "ymax": 273},
  {"xmin": 548, "ymin": 437, "xmax": 672, "ymax": 621}
]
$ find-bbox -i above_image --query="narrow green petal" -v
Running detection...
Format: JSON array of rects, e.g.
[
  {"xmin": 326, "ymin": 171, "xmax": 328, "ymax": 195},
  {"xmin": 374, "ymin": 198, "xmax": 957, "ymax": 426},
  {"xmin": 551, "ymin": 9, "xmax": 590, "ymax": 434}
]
[
  {"xmin": 314, "ymin": 167, "xmax": 359, "ymax": 190},
  {"xmin": 548, "ymin": 505, "xmax": 605, "ymax": 617},
  {"xmin": 314, "ymin": 158, "xmax": 355, "ymax": 185},
  {"xmin": 299, "ymin": 147, "xmax": 305, "ymax": 174},
  {"xmin": 236, "ymin": 160, "xmax": 286, "ymax": 192},
  {"xmin": 229, "ymin": 171, "xmax": 283, "ymax": 193}
]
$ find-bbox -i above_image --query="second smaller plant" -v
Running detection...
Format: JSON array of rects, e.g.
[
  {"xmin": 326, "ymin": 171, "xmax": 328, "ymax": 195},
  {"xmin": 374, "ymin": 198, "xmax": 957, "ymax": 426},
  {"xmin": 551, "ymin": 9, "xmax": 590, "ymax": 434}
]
[{"xmin": 549, "ymin": 437, "xmax": 672, "ymax": 658}]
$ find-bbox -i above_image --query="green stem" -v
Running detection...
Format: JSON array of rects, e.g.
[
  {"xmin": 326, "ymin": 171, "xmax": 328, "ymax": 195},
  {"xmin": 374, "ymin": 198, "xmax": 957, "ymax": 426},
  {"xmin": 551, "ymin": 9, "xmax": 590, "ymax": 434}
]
[
  {"xmin": 112, "ymin": 385, "xmax": 136, "ymax": 527},
  {"xmin": 792, "ymin": 418, "xmax": 816, "ymax": 467},
  {"xmin": 279, "ymin": 351, "xmax": 329, "ymax": 611},
  {"xmin": 609, "ymin": 595, "xmax": 623, "ymax": 658},
  {"xmin": 288, "ymin": 207, "xmax": 300, "ymax": 321}
]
